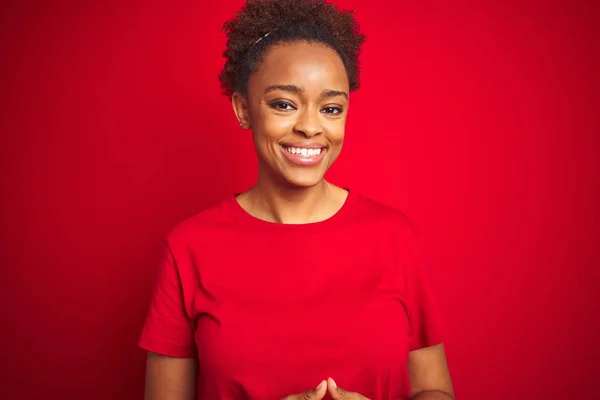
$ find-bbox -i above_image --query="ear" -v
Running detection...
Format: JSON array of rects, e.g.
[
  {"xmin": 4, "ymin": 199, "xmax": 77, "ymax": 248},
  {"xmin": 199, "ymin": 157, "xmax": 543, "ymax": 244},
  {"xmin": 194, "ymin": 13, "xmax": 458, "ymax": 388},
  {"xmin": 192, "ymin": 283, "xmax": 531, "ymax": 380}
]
[{"xmin": 231, "ymin": 92, "xmax": 250, "ymax": 129}]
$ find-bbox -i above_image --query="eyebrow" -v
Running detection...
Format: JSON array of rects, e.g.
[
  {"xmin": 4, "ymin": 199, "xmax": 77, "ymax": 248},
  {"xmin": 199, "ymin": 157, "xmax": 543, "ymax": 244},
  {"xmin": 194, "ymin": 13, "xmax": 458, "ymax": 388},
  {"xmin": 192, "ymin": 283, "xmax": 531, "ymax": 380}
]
[
  {"xmin": 321, "ymin": 89, "xmax": 348, "ymax": 100},
  {"xmin": 264, "ymin": 84, "xmax": 348, "ymax": 100}
]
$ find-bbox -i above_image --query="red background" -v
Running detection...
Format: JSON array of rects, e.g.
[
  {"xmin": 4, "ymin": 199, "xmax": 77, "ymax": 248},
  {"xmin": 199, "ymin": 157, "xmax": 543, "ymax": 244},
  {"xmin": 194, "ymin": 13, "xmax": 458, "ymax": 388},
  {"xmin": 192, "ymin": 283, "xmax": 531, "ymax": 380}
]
[{"xmin": 1, "ymin": 0, "xmax": 599, "ymax": 399}]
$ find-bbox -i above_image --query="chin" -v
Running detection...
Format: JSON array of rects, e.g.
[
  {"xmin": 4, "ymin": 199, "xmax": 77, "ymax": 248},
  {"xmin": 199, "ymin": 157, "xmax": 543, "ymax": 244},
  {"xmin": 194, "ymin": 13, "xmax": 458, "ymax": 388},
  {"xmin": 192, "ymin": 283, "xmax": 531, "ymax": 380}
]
[{"xmin": 282, "ymin": 173, "xmax": 324, "ymax": 188}]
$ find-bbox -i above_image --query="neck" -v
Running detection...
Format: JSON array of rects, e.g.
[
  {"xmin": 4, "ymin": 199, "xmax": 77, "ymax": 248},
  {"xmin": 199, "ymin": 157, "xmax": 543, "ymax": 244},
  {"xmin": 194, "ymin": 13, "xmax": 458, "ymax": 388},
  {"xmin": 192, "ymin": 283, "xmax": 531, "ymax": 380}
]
[{"xmin": 241, "ymin": 176, "xmax": 345, "ymax": 224}]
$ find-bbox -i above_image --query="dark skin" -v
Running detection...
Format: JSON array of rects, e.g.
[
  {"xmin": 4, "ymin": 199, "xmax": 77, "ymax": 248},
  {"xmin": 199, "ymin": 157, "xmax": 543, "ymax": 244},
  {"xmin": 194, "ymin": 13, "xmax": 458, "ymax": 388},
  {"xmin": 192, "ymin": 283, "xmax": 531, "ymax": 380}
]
[
  {"xmin": 145, "ymin": 41, "xmax": 455, "ymax": 400},
  {"xmin": 233, "ymin": 41, "xmax": 350, "ymax": 225}
]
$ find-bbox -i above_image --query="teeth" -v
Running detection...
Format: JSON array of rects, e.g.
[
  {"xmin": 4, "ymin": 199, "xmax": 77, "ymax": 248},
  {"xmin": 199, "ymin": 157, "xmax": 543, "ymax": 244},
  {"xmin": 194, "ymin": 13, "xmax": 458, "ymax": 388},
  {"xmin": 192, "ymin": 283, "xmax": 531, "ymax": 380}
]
[{"xmin": 284, "ymin": 147, "xmax": 322, "ymax": 157}]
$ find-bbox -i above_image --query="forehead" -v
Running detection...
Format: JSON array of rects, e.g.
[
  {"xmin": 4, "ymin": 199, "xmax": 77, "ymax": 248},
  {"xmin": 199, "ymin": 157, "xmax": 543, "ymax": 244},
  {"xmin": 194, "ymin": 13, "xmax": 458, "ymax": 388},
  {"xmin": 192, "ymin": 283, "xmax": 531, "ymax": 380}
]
[{"xmin": 249, "ymin": 41, "xmax": 349, "ymax": 93}]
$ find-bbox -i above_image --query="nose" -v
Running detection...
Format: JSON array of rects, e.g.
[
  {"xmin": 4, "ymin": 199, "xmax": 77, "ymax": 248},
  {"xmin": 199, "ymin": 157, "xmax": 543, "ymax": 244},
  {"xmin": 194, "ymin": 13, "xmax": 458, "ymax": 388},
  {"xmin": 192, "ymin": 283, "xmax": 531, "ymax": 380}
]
[{"xmin": 293, "ymin": 108, "xmax": 323, "ymax": 138}]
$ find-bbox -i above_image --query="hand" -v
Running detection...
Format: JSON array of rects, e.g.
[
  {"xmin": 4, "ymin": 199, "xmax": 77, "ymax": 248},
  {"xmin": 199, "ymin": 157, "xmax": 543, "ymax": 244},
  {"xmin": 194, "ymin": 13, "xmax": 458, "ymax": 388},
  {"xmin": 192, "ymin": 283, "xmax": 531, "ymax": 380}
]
[
  {"xmin": 327, "ymin": 377, "xmax": 370, "ymax": 400},
  {"xmin": 281, "ymin": 380, "xmax": 328, "ymax": 400}
]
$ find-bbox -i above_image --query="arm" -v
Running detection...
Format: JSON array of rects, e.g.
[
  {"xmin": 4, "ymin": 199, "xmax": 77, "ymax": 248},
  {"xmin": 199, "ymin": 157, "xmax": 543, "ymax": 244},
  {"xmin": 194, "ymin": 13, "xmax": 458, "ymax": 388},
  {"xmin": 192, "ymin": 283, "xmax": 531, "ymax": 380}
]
[
  {"xmin": 144, "ymin": 352, "xmax": 197, "ymax": 400},
  {"xmin": 408, "ymin": 343, "xmax": 455, "ymax": 400}
]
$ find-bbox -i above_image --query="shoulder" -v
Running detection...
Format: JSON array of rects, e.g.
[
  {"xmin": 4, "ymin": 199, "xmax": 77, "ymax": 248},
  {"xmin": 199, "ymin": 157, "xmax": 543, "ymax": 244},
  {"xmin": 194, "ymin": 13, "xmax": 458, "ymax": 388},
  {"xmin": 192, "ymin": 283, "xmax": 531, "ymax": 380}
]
[
  {"xmin": 165, "ymin": 197, "xmax": 237, "ymax": 247},
  {"xmin": 353, "ymin": 192, "xmax": 420, "ymax": 240}
]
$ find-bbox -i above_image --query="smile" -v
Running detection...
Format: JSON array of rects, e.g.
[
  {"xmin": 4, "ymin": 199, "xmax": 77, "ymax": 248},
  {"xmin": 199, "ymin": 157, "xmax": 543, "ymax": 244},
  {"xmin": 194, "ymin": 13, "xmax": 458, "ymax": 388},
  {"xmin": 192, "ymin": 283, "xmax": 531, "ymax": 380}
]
[
  {"xmin": 283, "ymin": 146, "xmax": 322, "ymax": 157},
  {"xmin": 280, "ymin": 145, "xmax": 326, "ymax": 166}
]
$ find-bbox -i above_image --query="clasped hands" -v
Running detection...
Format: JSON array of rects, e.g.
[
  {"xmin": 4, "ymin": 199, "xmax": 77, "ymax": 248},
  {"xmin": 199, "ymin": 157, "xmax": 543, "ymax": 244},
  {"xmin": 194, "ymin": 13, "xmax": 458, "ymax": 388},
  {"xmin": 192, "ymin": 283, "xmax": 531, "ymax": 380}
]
[{"xmin": 282, "ymin": 377, "xmax": 369, "ymax": 400}]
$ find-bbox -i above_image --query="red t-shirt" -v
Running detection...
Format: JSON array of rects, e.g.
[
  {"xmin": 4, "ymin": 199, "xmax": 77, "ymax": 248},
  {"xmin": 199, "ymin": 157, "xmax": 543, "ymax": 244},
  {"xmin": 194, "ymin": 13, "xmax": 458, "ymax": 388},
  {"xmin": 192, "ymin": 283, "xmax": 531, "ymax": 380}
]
[{"xmin": 139, "ymin": 190, "xmax": 445, "ymax": 400}]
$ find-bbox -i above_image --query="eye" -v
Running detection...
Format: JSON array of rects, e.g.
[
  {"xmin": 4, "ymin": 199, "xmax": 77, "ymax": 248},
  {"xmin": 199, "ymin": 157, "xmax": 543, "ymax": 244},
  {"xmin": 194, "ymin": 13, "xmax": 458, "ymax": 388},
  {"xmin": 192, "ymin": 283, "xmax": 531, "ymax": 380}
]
[
  {"xmin": 321, "ymin": 106, "xmax": 343, "ymax": 115},
  {"xmin": 270, "ymin": 101, "xmax": 296, "ymax": 111}
]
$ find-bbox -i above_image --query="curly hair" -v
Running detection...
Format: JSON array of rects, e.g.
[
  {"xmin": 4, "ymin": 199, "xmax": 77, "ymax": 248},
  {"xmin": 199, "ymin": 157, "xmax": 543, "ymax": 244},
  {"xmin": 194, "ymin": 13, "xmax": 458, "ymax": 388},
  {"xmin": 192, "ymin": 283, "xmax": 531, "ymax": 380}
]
[{"xmin": 219, "ymin": 0, "xmax": 366, "ymax": 98}]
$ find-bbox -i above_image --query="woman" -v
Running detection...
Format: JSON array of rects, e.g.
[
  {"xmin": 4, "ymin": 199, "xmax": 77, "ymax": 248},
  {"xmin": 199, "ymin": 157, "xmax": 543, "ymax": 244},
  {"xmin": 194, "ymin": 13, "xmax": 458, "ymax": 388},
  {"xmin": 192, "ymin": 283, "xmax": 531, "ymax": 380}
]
[{"xmin": 139, "ymin": 0, "xmax": 455, "ymax": 399}]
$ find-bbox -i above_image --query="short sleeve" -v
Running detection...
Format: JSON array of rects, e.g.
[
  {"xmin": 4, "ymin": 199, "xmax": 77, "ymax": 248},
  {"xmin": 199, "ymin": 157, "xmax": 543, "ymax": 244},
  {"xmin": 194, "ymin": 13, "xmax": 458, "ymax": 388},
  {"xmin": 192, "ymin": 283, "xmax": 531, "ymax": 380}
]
[
  {"xmin": 403, "ymin": 229, "xmax": 446, "ymax": 351},
  {"xmin": 138, "ymin": 241, "xmax": 196, "ymax": 358}
]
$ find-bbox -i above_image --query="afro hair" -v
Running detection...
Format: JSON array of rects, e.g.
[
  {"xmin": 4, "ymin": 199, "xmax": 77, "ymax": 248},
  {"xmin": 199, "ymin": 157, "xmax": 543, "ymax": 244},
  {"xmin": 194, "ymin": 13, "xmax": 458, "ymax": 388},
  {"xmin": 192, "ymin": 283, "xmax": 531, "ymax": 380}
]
[{"xmin": 219, "ymin": 0, "xmax": 366, "ymax": 98}]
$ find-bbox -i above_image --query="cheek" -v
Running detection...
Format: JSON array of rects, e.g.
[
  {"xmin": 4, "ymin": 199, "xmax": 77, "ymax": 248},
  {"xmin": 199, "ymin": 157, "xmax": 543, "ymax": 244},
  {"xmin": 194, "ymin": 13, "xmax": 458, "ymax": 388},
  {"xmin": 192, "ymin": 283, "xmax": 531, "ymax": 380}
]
[
  {"xmin": 326, "ymin": 131, "xmax": 345, "ymax": 161},
  {"xmin": 254, "ymin": 114, "xmax": 293, "ymax": 141},
  {"xmin": 328, "ymin": 122, "xmax": 346, "ymax": 145}
]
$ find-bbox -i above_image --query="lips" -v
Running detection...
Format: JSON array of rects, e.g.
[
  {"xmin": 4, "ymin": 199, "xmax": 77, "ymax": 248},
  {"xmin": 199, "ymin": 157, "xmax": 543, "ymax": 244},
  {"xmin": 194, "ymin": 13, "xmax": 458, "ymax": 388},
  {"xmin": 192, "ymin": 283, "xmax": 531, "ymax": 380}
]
[
  {"xmin": 281, "ymin": 142, "xmax": 326, "ymax": 149},
  {"xmin": 280, "ymin": 144, "xmax": 327, "ymax": 167}
]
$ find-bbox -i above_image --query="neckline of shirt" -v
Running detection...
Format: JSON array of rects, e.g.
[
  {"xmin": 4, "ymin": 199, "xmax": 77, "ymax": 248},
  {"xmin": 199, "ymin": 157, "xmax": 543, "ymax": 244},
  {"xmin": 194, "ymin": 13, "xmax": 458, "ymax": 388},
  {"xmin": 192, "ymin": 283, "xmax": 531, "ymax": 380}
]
[{"xmin": 228, "ymin": 189, "xmax": 359, "ymax": 231}]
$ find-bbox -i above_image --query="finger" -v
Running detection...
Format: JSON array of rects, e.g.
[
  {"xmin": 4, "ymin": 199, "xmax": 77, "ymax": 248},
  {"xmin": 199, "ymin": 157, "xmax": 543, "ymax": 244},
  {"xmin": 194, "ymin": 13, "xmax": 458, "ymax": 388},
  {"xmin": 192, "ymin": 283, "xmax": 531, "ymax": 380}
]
[
  {"xmin": 307, "ymin": 380, "xmax": 328, "ymax": 399},
  {"xmin": 326, "ymin": 377, "xmax": 346, "ymax": 399},
  {"xmin": 300, "ymin": 380, "xmax": 327, "ymax": 400},
  {"xmin": 326, "ymin": 378, "xmax": 369, "ymax": 400},
  {"xmin": 281, "ymin": 380, "xmax": 327, "ymax": 400}
]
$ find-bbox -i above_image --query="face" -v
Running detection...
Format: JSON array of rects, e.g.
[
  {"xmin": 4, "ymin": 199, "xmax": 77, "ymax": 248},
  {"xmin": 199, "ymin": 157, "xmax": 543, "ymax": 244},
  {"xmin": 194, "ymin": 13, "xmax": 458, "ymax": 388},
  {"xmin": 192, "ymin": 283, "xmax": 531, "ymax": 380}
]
[{"xmin": 233, "ymin": 41, "xmax": 350, "ymax": 188}]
